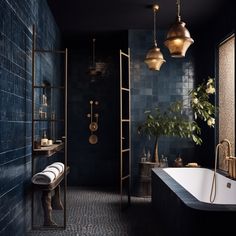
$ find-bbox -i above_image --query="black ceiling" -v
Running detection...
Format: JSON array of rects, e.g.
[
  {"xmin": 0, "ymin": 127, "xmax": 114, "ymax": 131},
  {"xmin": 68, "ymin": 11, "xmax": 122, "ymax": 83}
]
[{"xmin": 47, "ymin": 0, "xmax": 227, "ymax": 33}]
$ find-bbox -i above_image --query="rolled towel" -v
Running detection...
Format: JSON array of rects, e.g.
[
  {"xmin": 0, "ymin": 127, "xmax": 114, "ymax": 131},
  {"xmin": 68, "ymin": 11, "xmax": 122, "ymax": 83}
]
[
  {"xmin": 44, "ymin": 166, "xmax": 60, "ymax": 178},
  {"xmin": 50, "ymin": 162, "xmax": 64, "ymax": 173},
  {"xmin": 31, "ymin": 162, "xmax": 65, "ymax": 185},
  {"xmin": 32, "ymin": 170, "xmax": 56, "ymax": 185}
]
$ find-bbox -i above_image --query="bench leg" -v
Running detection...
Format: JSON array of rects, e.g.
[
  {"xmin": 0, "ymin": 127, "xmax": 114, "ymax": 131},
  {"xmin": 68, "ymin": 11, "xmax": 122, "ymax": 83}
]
[
  {"xmin": 52, "ymin": 185, "xmax": 64, "ymax": 210},
  {"xmin": 41, "ymin": 191, "xmax": 57, "ymax": 226}
]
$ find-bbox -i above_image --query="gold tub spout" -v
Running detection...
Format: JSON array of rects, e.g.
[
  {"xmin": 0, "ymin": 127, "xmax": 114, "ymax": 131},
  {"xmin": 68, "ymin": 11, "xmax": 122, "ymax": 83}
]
[
  {"xmin": 220, "ymin": 139, "xmax": 236, "ymax": 179},
  {"xmin": 220, "ymin": 139, "xmax": 232, "ymax": 157}
]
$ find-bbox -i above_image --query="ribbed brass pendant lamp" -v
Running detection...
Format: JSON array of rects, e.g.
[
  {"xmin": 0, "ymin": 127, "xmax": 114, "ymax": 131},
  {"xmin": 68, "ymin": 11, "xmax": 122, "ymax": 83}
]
[
  {"xmin": 145, "ymin": 4, "xmax": 166, "ymax": 71},
  {"xmin": 164, "ymin": 0, "xmax": 194, "ymax": 57}
]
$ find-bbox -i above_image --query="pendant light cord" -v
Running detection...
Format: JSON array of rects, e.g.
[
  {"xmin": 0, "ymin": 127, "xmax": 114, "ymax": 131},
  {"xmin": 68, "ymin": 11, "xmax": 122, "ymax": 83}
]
[
  {"xmin": 153, "ymin": 6, "xmax": 157, "ymax": 47},
  {"xmin": 92, "ymin": 38, "xmax": 96, "ymax": 67},
  {"xmin": 176, "ymin": 0, "xmax": 181, "ymax": 21}
]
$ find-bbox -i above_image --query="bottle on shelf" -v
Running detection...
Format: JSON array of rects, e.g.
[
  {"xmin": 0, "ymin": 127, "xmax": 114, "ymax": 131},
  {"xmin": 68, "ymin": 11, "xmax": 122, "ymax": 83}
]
[
  {"xmin": 42, "ymin": 93, "xmax": 47, "ymax": 106},
  {"xmin": 39, "ymin": 107, "xmax": 47, "ymax": 119},
  {"xmin": 146, "ymin": 149, "xmax": 151, "ymax": 162},
  {"xmin": 160, "ymin": 154, "xmax": 168, "ymax": 168},
  {"xmin": 43, "ymin": 130, "xmax": 47, "ymax": 138},
  {"xmin": 34, "ymin": 140, "xmax": 41, "ymax": 149},
  {"xmin": 41, "ymin": 130, "xmax": 48, "ymax": 146},
  {"xmin": 39, "ymin": 107, "xmax": 43, "ymax": 119},
  {"xmin": 165, "ymin": 156, "xmax": 168, "ymax": 167},
  {"xmin": 174, "ymin": 153, "xmax": 183, "ymax": 167},
  {"xmin": 140, "ymin": 147, "xmax": 147, "ymax": 162}
]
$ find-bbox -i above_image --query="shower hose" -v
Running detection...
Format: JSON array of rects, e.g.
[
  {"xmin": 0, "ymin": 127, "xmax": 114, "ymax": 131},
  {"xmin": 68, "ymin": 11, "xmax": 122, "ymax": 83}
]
[{"xmin": 210, "ymin": 143, "xmax": 222, "ymax": 203}]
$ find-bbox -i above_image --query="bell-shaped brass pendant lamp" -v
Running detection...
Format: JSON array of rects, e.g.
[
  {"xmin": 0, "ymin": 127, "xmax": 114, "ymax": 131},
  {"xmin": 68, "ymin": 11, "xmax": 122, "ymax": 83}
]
[
  {"xmin": 164, "ymin": 0, "xmax": 194, "ymax": 57},
  {"xmin": 145, "ymin": 4, "xmax": 165, "ymax": 71},
  {"xmin": 88, "ymin": 38, "xmax": 107, "ymax": 78}
]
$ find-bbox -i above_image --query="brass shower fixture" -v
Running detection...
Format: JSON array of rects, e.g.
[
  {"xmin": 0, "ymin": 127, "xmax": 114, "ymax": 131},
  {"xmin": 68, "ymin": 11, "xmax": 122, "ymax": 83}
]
[{"xmin": 87, "ymin": 100, "xmax": 99, "ymax": 144}]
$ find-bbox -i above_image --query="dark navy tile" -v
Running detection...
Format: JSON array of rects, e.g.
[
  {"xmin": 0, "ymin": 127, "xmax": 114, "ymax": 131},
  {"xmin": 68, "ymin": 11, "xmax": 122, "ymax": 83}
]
[
  {"xmin": 129, "ymin": 29, "xmax": 196, "ymax": 189},
  {"xmin": 0, "ymin": 0, "xmax": 60, "ymax": 234}
]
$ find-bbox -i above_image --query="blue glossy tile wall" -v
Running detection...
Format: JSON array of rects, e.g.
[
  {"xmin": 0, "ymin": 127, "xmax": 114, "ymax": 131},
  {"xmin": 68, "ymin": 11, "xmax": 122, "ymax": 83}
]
[
  {"xmin": 0, "ymin": 0, "xmax": 60, "ymax": 235},
  {"xmin": 128, "ymin": 30, "xmax": 196, "ymax": 193}
]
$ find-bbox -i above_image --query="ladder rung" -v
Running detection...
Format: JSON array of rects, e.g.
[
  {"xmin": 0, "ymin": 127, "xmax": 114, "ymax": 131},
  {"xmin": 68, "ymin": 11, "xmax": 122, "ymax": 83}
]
[
  {"xmin": 120, "ymin": 52, "xmax": 129, "ymax": 57},
  {"xmin": 121, "ymin": 87, "xmax": 130, "ymax": 91},
  {"xmin": 122, "ymin": 175, "xmax": 130, "ymax": 181},
  {"xmin": 122, "ymin": 148, "xmax": 130, "ymax": 153},
  {"xmin": 121, "ymin": 119, "xmax": 130, "ymax": 122}
]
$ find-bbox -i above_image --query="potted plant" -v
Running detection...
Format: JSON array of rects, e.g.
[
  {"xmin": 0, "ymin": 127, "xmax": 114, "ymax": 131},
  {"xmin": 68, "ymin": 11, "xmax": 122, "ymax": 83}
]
[{"xmin": 138, "ymin": 77, "xmax": 216, "ymax": 164}]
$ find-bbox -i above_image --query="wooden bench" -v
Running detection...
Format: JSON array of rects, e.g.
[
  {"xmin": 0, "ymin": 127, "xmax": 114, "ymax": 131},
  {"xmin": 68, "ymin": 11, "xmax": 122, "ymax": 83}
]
[{"xmin": 32, "ymin": 166, "xmax": 70, "ymax": 226}]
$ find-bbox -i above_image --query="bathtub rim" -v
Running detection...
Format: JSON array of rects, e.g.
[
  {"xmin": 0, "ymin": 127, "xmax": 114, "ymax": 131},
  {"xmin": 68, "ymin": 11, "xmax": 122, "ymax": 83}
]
[{"xmin": 152, "ymin": 167, "xmax": 236, "ymax": 212}]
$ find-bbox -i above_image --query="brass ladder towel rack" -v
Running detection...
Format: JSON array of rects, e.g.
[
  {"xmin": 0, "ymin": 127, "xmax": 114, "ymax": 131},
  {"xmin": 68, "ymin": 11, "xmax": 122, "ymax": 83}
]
[{"xmin": 119, "ymin": 48, "xmax": 131, "ymax": 209}]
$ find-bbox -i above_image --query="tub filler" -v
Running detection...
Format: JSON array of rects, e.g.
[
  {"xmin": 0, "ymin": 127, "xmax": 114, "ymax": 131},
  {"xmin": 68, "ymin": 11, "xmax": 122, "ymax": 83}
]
[{"xmin": 152, "ymin": 167, "xmax": 236, "ymax": 235}]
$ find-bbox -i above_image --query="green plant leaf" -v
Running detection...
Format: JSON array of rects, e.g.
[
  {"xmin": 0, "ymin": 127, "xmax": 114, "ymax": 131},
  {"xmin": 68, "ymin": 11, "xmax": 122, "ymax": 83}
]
[{"xmin": 138, "ymin": 77, "xmax": 216, "ymax": 146}]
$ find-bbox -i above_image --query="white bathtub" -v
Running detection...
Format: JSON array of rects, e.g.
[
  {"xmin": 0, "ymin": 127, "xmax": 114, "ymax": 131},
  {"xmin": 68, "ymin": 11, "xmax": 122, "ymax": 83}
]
[
  {"xmin": 163, "ymin": 167, "xmax": 236, "ymax": 204},
  {"xmin": 151, "ymin": 167, "xmax": 236, "ymax": 235}
]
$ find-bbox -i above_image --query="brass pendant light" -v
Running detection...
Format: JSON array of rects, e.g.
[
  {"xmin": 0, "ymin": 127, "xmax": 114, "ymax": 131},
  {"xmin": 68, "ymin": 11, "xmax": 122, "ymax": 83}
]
[
  {"xmin": 88, "ymin": 38, "xmax": 107, "ymax": 79},
  {"xmin": 88, "ymin": 38, "xmax": 97, "ymax": 76},
  {"xmin": 145, "ymin": 4, "xmax": 165, "ymax": 71},
  {"xmin": 164, "ymin": 0, "xmax": 194, "ymax": 57}
]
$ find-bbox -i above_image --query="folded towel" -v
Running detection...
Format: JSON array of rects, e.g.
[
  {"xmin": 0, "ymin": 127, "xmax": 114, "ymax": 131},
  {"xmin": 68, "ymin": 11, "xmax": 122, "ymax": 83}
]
[
  {"xmin": 31, "ymin": 162, "xmax": 65, "ymax": 185},
  {"xmin": 44, "ymin": 166, "xmax": 60, "ymax": 177},
  {"xmin": 32, "ymin": 171, "xmax": 56, "ymax": 185},
  {"xmin": 50, "ymin": 162, "xmax": 64, "ymax": 173}
]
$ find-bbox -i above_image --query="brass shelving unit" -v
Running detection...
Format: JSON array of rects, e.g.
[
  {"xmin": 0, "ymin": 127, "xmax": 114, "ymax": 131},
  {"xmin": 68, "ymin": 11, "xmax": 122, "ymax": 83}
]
[
  {"xmin": 33, "ymin": 143, "xmax": 65, "ymax": 157},
  {"xmin": 31, "ymin": 25, "xmax": 68, "ymax": 229}
]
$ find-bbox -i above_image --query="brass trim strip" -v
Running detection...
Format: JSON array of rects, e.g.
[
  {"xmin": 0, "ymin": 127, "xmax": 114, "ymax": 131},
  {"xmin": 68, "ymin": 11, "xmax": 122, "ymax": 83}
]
[
  {"xmin": 119, "ymin": 50, "xmax": 123, "ymax": 208},
  {"xmin": 219, "ymin": 33, "xmax": 235, "ymax": 47}
]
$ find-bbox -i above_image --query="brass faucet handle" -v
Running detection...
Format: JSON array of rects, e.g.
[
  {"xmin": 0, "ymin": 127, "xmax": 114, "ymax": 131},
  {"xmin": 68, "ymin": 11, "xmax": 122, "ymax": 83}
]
[{"xmin": 228, "ymin": 157, "xmax": 236, "ymax": 179}]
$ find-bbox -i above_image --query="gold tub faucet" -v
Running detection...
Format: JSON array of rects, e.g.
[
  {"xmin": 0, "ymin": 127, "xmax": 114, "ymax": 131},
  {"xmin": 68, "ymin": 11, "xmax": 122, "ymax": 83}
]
[
  {"xmin": 220, "ymin": 139, "xmax": 236, "ymax": 179},
  {"xmin": 220, "ymin": 139, "xmax": 232, "ymax": 158}
]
